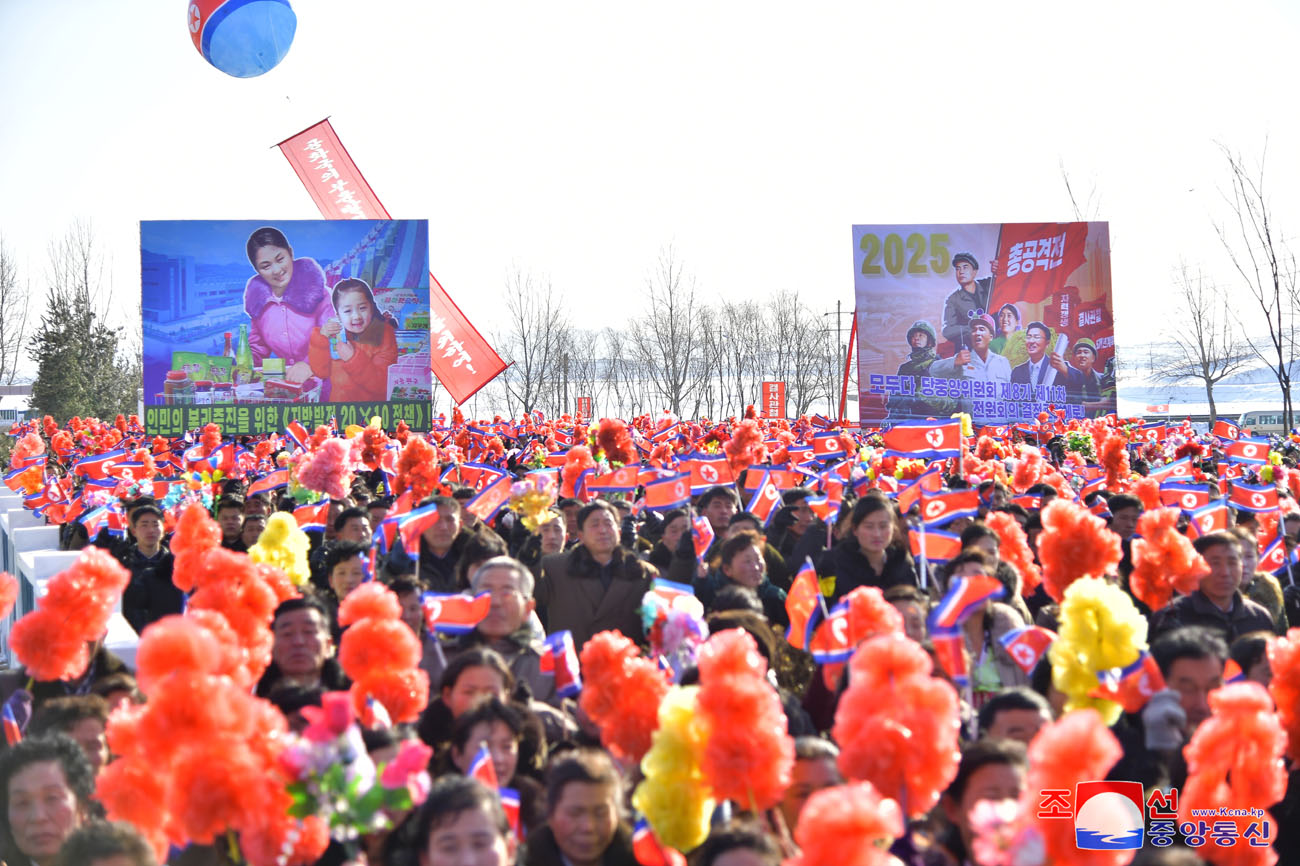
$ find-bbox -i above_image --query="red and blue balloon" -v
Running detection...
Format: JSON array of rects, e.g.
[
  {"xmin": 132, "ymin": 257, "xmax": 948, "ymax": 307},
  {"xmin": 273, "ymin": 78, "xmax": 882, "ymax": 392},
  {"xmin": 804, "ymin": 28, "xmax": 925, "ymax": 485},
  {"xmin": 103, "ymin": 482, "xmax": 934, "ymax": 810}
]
[{"xmin": 188, "ymin": 0, "xmax": 296, "ymax": 78}]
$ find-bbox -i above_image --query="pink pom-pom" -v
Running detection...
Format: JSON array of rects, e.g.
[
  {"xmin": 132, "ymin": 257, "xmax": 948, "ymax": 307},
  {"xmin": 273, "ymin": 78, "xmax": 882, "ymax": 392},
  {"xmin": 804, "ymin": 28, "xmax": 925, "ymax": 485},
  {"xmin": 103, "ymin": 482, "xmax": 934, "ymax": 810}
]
[{"xmin": 294, "ymin": 437, "xmax": 355, "ymax": 500}]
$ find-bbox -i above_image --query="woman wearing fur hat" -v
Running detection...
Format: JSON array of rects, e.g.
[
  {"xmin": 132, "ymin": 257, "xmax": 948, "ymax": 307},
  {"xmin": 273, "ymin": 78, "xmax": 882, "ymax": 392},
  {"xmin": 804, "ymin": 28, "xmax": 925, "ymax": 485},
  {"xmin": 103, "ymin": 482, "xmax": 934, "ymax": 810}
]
[{"xmin": 243, "ymin": 226, "xmax": 333, "ymax": 385}]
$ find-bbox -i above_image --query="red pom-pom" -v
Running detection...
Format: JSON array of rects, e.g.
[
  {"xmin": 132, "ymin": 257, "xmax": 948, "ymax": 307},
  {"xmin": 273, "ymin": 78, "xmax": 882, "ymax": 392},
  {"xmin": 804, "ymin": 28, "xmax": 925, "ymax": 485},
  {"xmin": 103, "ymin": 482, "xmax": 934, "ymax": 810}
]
[
  {"xmin": 1011, "ymin": 448, "xmax": 1045, "ymax": 493},
  {"xmin": 834, "ymin": 635, "xmax": 960, "ymax": 818},
  {"xmin": 95, "ymin": 755, "xmax": 168, "ymax": 838},
  {"xmin": 1098, "ymin": 429, "xmax": 1131, "ymax": 490},
  {"xmin": 338, "ymin": 582, "xmax": 401, "ymax": 626},
  {"xmin": 294, "ymin": 437, "xmax": 355, "ymax": 501},
  {"xmin": 170, "ymin": 503, "xmax": 222, "ymax": 593},
  {"xmin": 1130, "ymin": 508, "xmax": 1209, "ymax": 610},
  {"xmin": 352, "ymin": 668, "xmax": 430, "ymax": 726},
  {"xmin": 1131, "ymin": 476, "xmax": 1161, "ymax": 511},
  {"xmin": 597, "ymin": 418, "xmax": 636, "ymax": 466},
  {"xmin": 578, "ymin": 631, "xmax": 641, "ymax": 724},
  {"xmin": 1022, "ymin": 709, "xmax": 1125, "ymax": 866},
  {"xmin": 696, "ymin": 629, "xmax": 794, "ymax": 809},
  {"xmin": 395, "ymin": 435, "xmax": 440, "ymax": 501},
  {"xmin": 339, "ymin": 618, "xmax": 421, "ymax": 682},
  {"xmin": 134, "ymin": 615, "xmax": 226, "ymax": 692},
  {"xmin": 10, "ymin": 431, "xmax": 44, "ymax": 469},
  {"xmin": 599, "ymin": 655, "xmax": 669, "ymax": 763},
  {"xmin": 724, "ymin": 419, "xmax": 763, "ymax": 475},
  {"xmin": 786, "ymin": 782, "xmax": 904, "ymax": 866},
  {"xmin": 1037, "ymin": 499, "xmax": 1122, "ymax": 602},
  {"xmin": 985, "ymin": 512, "xmax": 1042, "ymax": 596}
]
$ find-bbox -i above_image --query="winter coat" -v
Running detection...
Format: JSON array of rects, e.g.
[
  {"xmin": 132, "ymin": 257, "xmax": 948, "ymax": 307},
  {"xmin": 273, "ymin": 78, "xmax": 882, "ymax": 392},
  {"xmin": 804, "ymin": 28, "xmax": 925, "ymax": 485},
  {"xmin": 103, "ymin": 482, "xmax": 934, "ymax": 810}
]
[
  {"xmin": 818, "ymin": 537, "xmax": 917, "ymax": 604},
  {"xmin": 307, "ymin": 317, "xmax": 399, "ymax": 402},
  {"xmin": 537, "ymin": 545, "xmax": 657, "ymax": 648},
  {"xmin": 243, "ymin": 257, "xmax": 332, "ymax": 366}
]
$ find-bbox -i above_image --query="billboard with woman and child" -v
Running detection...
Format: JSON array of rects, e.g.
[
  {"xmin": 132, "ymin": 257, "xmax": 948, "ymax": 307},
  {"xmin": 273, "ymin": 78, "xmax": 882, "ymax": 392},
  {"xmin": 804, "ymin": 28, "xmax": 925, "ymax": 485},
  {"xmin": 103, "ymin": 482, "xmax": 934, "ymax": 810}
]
[
  {"xmin": 141, "ymin": 219, "xmax": 433, "ymax": 435},
  {"xmin": 851, "ymin": 222, "xmax": 1115, "ymax": 429}
]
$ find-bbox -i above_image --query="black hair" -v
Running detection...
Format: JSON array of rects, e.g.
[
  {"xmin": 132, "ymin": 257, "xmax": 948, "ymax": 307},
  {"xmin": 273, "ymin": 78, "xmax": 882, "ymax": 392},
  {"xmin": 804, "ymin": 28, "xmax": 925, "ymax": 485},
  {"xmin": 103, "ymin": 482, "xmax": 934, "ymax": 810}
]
[
  {"xmin": 960, "ymin": 522, "xmax": 1000, "ymax": 550},
  {"xmin": 719, "ymin": 529, "xmax": 765, "ymax": 568},
  {"xmin": 696, "ymin": 485, "xmax": 741, "ymax": 511},
  {"xmin": 848, "ymin": 491, "xmax": 897, "ymax": 532},
  {"xmin": 0, "ymin": 734, "xmax": 96, "ymax": 864},
  {"xmin": 419, "ymin": 494, "xmax": 459, "ymax": 511},
  {"xmin": 389, "ymin": 576, "xmax": 423, "ymax": 598},
  {"xmin": 439, "ymin": 647, "xmax": 515, "ymax": 695},
  {"xmin": 945, "ymin": 738, "xmax": 1028, "ymax": 803},
  {"xmin": 1107, "ymin": 493, "xmax": 1142, "ymax": 514},
  {"xmin": 976, "ymin": 687, "xmax": 1051, "ymax": 735},
  {"xmin": 455, "ymin": 532, "xmax": 509, "ymax": 588},
  {"xmin": 781, "ymin": 487, "xmax": 814, "ymax": 506},
  {"xmin": 449, "ymin": 697, "xmax": 524, "ymax": 754},
  {"xmin": 728, "ymin": 511, "xmax": 763, "ymax": 530},
  {"xmin": 324, "ymin": 540, "xmax": 369, "ymax": 576},
  {"xmin": 883, "ymin": 584, "xmax": 928, "ymax": 607},
  {"xmin": 246, "ymin": 226, "xmax": 291, "ymax": 265},
  {"xmin": 57, "ymin": 821, "xmax": 158, "ymax": 866},
  {"xmin": 689, "ymin": 821, "xmax": 782, "ymax": 866},
  {"xmin": 710, "ymin": 584, "xmax": 764, "ymax": 617},
  {"xmin": 793, "ymin": 736, "xmax": 840, "ymax": 762},
  {"xmin": 410, "ymin": 776, "xmax": 509, "ymax": 852},
  {"xmin": 333, "ymin": 506, "xmax": 369, "ymax": 535},
  {"xmin": 1024, "ymin": 320, "xmax": 1051, "ymax": 340},
  {"xmin": 28, "ymin": 695, "xmax": 110, "ymax": 738},
  {"xmin": 1151, "ymin": 626, "xmax": 1229, "ymax": 676},
  {"xmin": 271, "ymin": 594, "xmax": 332, "ymax": 627},
  {"xmin": 1228, "ymin": 630, "xmax": 1273, "ymax": 679},
  {"xmin": 128, "ymin": 504, "xmax": 164, "ymax": 525},
  {"xmin": 946, "ymin": 548, "xmax": 996, "ymax": 576},
  {"xmin": 576, "ymin": 500, "xmax": 618, "ymax": 531},
  {"xmin": 450, "ymin": 486, "xmax": 476, "ymax": 503},
  {"xmin": 216, "ymin": 495, "xmax": 245, "ymax": 513},
  {"xmin": 330, "ymin": 278, "xmax": 385, "ymax": 339},
  {"xmin": 544, "ymin": 748, "xmax": 622, "ymax": 817},
  {"xmin": 1192, "ymin": 531, "xmax": 1240, "ymax": 557}
]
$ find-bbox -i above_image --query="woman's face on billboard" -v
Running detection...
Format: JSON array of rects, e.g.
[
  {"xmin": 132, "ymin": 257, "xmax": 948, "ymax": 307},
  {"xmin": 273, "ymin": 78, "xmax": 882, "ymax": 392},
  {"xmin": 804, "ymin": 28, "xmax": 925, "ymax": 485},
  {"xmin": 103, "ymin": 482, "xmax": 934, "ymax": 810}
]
[{"xmin": 254, "ymin": 244, "xmax": 294, "ymax": 293}]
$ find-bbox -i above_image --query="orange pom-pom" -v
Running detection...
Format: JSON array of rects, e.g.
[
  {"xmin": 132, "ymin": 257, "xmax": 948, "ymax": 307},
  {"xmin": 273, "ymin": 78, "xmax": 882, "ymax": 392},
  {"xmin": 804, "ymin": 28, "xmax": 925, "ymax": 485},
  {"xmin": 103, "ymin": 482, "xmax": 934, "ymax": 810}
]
[
  {"xmin": 1021, "ymin": 709, "xmax": 1125, "ymax": 866},
  {"xmin": 134, "ymin": 615, "xmax": 225, "ymax": 692},
  {"xmin": 985, "ymin": 512, "xmax": 1042, "ymax": 596},
  {"xmin": 578, "ymin": 631, "xmax": 641, "ymax": 724},
  {"xmin": 352, "ymin": 668, "xmax": 430, "ymax": 726},
  {"xmin": 95, "ymin": 755, "xmax": 168, "ymax": 836},
  {"xmin": 395, "ymin": 434, "xmax": 440, "ymax": 500},
  {"xmin": 1268, "ymin": 629, "xmax": 1300, "ymax": 763},
  {"xmin": 1098, "ymin": 429, "xmax": 1131, "ymax": 490},
  {"xmin": 1130, "ymin": 508, "xmax": 1209, "ymax": 610},
  {"xmin": 170, "ymin": 503, "xmax": 222, "ymax": 593},
  {"xmin": 597, "ymin": 418, "xmax": 636, "ymax": 466},
  {"xmin": 599, "ymin": 655, "xmax": 669, "ymax": 764},
  {"xmin": 786, "ymin": 782, "xmax": 904, "ymax": 866},
  {"xmin": 833, "ymin": 635, "xmax": 960, "ymax": 818},
  {"xmin": 1037, "ymin": 499, "xmax": 1122, "ymax": 602},
  {"xmin": 724, "ymin": 419, "xmax": 763, "ymax": 475},
  {"xmin": 338, "ymin": 581, "xmax": 401, "ymax": 626},
  {"xmin": 10, "ymin": 613, "xmax": 91, "ymax": 682},
  {"xmin": 1011, "ymin": 448, "xmax": 1045, "ymax": 493},
  {"xmin": 696, "ymin": 629, "xmax": 793, "ymax": 809},
  {"xmin": 0, "ymin": 571, "xmax": 16, "ymax": 621},
  {"xmin": 166, "ymin": 739, "xmax": 277, "ymax": 844},
  {"xmin": 1180, "ymin": 683, "xmax": 1287, "ymax": 865},
  {"xmin": 1132, "ymin": 476, "xmax": 1161, "ymax": 511},
  {"xmin": 339, "ymin": 618, "xmax": 421, "ymax": 682},
  {"xmin": 561, "ymin": 445, "xmax": 597, "ymax": 499}
]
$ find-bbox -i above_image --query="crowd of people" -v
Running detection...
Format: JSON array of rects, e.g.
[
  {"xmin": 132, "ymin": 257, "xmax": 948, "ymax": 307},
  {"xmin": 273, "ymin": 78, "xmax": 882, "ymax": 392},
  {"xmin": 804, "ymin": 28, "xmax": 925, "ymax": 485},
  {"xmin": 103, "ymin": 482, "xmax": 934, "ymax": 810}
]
[{"xmin": 0, "ymin": 408, "xmax": 1298, "ymax": 866}]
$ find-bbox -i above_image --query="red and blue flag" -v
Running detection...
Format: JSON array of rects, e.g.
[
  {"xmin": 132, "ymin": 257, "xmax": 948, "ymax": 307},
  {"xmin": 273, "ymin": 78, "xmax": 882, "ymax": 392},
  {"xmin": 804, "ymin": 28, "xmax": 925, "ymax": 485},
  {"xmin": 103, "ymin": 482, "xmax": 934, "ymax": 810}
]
[
  {"xmin": 998, "ymin": 625, "xmax": 1057, "ymax": 675},
  {"xmin": 421, "ymin": 592, "xmax": 492, "ymax": 635},
  {"xmin": 1228, "ymin": 481, "xmax": 1279, "ymax": 514},
  {"xmin": 633, "ymin": 819, "xmax": 686, "ymax": 866},
  {"xmin": 928, "ymin": 574, "xmax": 1005, "ymax": 633},
  {"xmin": 881, "ymin": 419, "xmax": 963, "ymax": 459},
  {"xmin": 919, "ymin": 488, "xmax": 980, "ymax": 527},
  {"xmin": 643, "ymin": 474, "xmax": 691, "ymax": 513},
  {"xmin": 745, "ymin": 471, "xmax": 783, "ymax": 527},
  {"xmin": 908, "ymin": 528, "xmax": 962, "ymax": 564},
  {"xmin": 539, "ymin": 630, "xmax": 583, "ymax": 697},
  {"xmin": 784, "ymin": 559, "xmax": 822, "ymax": 652},
  {"xmin": 248, "ymin": 468, "xmax": 289, "ymax": 497},
  {"xmin": 1090, "ymin": 650, "xmax": 1165, "ymax": 713}
]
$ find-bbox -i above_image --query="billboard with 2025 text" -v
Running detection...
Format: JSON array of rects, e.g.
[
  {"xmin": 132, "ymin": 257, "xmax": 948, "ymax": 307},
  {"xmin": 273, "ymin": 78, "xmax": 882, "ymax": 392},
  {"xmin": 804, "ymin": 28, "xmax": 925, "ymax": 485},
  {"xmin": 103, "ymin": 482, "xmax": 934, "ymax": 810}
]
[{"xmin": 852, "ymin": 222, "xmax": 1115, "ymax": 429}]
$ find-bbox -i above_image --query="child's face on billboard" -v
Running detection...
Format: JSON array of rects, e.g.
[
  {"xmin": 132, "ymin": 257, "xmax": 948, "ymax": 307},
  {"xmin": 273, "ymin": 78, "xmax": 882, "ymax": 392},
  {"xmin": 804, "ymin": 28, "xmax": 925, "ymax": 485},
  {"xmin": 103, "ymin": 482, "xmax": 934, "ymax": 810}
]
[{"xmin": 337, "ymin": 290, "xmax": 374, "ymax": 336}]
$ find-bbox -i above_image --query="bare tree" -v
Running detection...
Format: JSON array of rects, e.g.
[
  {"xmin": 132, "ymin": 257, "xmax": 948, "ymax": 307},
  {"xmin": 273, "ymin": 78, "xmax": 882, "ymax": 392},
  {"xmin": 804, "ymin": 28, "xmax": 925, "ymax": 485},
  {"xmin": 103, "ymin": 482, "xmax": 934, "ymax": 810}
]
[
  {"xmin": 1060, "ymin": 159, "xmax": 1104, "ymax": 222},
  {"xmin": 494, "ymin": 268, "xmax": 569, "ymax": 417},
  {"xmin": 628, "ymin": 246, "xmax": 702, "ymax": 416},
  {"xmin": 1153, "ymin": 263, "xmax": 1249, "ymax": 423},
  {"xmin": 1215, "ymin": 143, "xmax": 1299, "ymax": 429},
  {"xmin": 0, "ymin": 237, "xmax": 30, "ymax": 385},
  {"xmin": 767, "ymin": 290, "xmax": 831, "ymax": 417}
]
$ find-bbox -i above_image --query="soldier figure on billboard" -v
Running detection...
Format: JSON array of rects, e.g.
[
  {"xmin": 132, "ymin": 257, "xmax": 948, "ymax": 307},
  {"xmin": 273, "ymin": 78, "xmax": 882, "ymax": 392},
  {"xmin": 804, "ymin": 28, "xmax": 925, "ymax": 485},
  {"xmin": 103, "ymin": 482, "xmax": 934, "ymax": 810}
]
[
  {"xmin": 941, "ymin": 253, "xmax": 999, "ymax": 348},
  {"xmin": 888, "ymin": 320, "xmax": 957, "ymax": 420}
]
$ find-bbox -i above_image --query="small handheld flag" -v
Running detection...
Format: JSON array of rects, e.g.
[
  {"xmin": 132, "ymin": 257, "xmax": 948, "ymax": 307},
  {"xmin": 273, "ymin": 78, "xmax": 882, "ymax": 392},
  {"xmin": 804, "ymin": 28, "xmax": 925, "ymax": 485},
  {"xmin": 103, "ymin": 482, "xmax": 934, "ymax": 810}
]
[
  {"xmin": 998, "ymin": 625, "xmax": 1057, "ymax": 675},
  {"xmin": 784, "ymin": 559, "xmax": 821, "ymax": 652},
  {"xmin": 421, "ymin": 592, "xmax": 492, "ymax": 634},
  {"xmin": 539, "ymin": 630, "xmax": 583, "ymax": 697},
  {"xmin": 690, "ymin": 513, "xmax": 714, "ymax": 563}
]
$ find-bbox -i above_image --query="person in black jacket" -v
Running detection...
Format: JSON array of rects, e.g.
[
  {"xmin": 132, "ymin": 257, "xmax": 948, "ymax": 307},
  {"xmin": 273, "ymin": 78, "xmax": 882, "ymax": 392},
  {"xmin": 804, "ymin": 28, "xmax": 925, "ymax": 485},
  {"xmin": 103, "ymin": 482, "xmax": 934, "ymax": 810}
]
[
  {"xmin": 120, "ymin": 504, "xmax": 182, "ymax": 635},
  {"xmin": 818, "ymin": 492, "xmax": 917, "ymax": 604}
]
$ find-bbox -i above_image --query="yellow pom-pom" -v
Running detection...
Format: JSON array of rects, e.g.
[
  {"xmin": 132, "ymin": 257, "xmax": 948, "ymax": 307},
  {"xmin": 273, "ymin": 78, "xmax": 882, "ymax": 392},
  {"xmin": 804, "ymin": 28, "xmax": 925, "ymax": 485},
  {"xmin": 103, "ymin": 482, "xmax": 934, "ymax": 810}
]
[
  {"xmin": 1048, "ymin": 577, "xmax": 1148, "ymax": 726},
  {"xmin": 247, "ymin": 512, "xmax": 312, "ymax": 586},
  {"xmin": 632, "ymin": 686, "xmax": 714, "ymax": 852}
]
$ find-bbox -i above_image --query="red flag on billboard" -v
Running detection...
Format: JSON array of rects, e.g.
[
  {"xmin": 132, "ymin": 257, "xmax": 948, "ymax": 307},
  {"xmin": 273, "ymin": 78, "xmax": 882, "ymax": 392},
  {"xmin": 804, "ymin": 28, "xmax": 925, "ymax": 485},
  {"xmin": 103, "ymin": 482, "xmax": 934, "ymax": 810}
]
[
  {"xmin": 991, "ymin": 222, "xmax": 1088, "ymax": 305},
  {"xmin": 277, "ymin": 118, "xmax": 507, "ymax": 404}
]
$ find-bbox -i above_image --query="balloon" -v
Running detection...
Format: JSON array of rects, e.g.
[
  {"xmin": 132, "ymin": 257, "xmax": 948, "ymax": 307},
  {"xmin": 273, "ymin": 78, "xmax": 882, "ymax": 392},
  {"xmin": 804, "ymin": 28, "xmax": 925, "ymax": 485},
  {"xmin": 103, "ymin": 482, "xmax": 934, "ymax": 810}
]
[{"xmin": 188, "ymin": 0, "xmax": 297, "ymax": 78}]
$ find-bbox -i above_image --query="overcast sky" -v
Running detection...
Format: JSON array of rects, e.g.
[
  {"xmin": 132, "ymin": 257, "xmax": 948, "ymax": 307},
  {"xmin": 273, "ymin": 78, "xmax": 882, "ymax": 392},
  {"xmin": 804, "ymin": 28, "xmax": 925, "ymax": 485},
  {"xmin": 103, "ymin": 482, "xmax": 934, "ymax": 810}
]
[{"xmin": 2, "ymin": 1, "xmax": 1298, "ymax": 397}]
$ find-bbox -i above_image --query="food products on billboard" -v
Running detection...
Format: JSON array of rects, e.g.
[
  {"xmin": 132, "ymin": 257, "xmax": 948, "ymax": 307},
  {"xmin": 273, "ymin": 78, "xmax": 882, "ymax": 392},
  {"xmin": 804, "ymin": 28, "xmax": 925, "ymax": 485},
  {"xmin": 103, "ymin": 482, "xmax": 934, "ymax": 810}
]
[
  {"xmin": 193, "ymin": 380, "xmax": 214, "ymax": 405},
  {"xmin": 234, "ymin": 325, "xmax": 255, "ymax": 386},
  {"xmin": 207, "ymin": 356, "xmax": 234, "ymax": 384},
  {"xmin": 163, "ymin": 370, "xmax": 194, "ymax": 405},
  {"xmin": 171, "ymin": 351, "xmax": 210, "ymax": 380}
]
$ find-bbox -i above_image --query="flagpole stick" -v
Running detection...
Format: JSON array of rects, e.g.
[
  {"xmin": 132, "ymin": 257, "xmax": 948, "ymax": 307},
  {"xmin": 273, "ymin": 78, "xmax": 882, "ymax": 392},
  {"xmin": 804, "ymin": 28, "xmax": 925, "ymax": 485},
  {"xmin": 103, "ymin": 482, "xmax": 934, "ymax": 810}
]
[{"xmin": 917, "ymin": 518, "xmax": 929, "ymax": 592}]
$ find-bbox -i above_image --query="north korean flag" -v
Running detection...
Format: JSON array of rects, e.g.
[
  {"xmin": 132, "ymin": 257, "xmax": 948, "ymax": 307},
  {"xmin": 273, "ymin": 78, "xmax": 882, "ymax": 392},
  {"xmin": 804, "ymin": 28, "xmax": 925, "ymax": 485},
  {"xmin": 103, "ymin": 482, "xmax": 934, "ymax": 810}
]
[
  {"xmin": 1223, "ymin": 437, "xmax": 1271, "ymax": 465},
  {"xmin": 929, "ymin": 629, "xmax": 969, "ymax": 688},
  {"xmin": 812, "ymin": 431, "xmax": 846, "ymax": 459},
  {"xmin": 1078, "ymin": 475, "xmax": 1108, "ymax": 500},
  {"xmin": 467, "ymin": 743, "xmax": 499, "ymax": 789},
  {"xmin": 633, "ymin": 819, "xmax": 687, "ymax": 866},
  {"xmin": 881, "ymin": 420, "xmax": 963, "ymax": 459},
  {"xmin": 294, "ymin": 501, "xmax": 331, "ymax": 533},
  {"xmin": 588, "ymin": 465, "xmax": 640, "ymax": 494},
  {"xmin": 1213, "ymin": 419, "xmax": 1241, "ymax": 441},
  {"xmin": 785, "ymin": 445, "xmax": 814, "ymax": 465},
  {"xmin": 1159, "ymin": 481, "xmax": 1211, "ymax": 512},
  {"xmin": 1, "ymin": 690, "xmax": 32, "ymax": 746},
  {"xmin": 1011, "ymin": 494, "xmax": 1042, "ymax": 511},
  {"xmin": 1259, "ymin": 536, "xmax": 1298, "ymax": 575},
  {"xmin": 1223, "ymin": 658, "xmax": 1246, "ymax": 685},
  {"xmin": 1147, "ymin": 457, "xmax": 1195, "ymax": 483},
  {"xmin": 741, "ymin": 465, "xmax": 803, "ymax": 492},
  {"xmin": 539, "ymin": 630, "xmax": 583, "ymax": 697},
  {"xmin": 807, "ymin": 599, "xmax": 855, "ymax": 664},
  {"xmin": 643, "ymin": 473, "xmax": 692, "ymax": 513},
  {"xmin": 908, "ymin": 528, "xmax": 962, "ymax": 564},
  {"xmin": 784, "ymin": 559, "xmax": 822, "ymax": 652},
  {"xmin": 998, "ymin": 626, "xmax": 1057, "ymax": 675},
  {"xmin": 650, "ymin": 422, "xmax": 681, "ymax": 444},
  {"xmin": 247, "ymin": 468, "xmax": 290, "ymax": 497},
  {"xmin": 1090, "ymin": 651, "xmax": 1165, "ymax": 713},
  {"xmin": 745, "ymin": 472, "xmax": 783, "ymax": 527},
  {"xmin": 72, "ymin": 448, "xmax": 128, "ymax": 481},
  {"xmin": 681, "ymin": 455, "xmax": 736, "ymax": 493},
  {"xmin": 928, "ymin": 574, "xmax": 1005, "ymax": 632},
  {"xmin": 918, "ymin": 489, "xmax": 980, "ymax": 527},
  {"xmin": 690, "ymin": 513, "xmax": 714, "ymax": 563},
  {"xmin": 10, "ymin": 452, "xmax": 45, "ymax": 471},
  {"xmin": 1185, "ymin": 498, "xmax": 1230, "ymax": 538},
  {"xmin": 500, "ymin": 787, "xmax": 521, "ymax": 837},
  {"xmin": 285, "ymin": 420, "xmax": 310, "ymax": 452},
  {"xmin": 648, "ymin": 578, "xmax": 697, "ymax": 610},
  {"xmin": 398, "ymin": 501, "xmax": 443, "ymax": 558},
  {"xmin": 1228, "ymin": 481, "xmax": 1279, "ymax": 514},
  {"xmin": 805, "ymin": 493, "xmax": 840, "ymax": 525},
  {"xmin": 3, "ymin": 467, "xmax": 29, "ymax": 492},
  {"xmin": 422, "ymin": 591, "xmax": 492, "ymax": 635},
  {"xmin": 463, "ymin": 475, "xmax": 512, "ymax": 523},
  {"xmin": 896, "ymin": 464, "xmax": 945, "ymax": 514},
  {"xmin": 1135, "ymin": 421, "xmax": 1166, "ymax": 443}
]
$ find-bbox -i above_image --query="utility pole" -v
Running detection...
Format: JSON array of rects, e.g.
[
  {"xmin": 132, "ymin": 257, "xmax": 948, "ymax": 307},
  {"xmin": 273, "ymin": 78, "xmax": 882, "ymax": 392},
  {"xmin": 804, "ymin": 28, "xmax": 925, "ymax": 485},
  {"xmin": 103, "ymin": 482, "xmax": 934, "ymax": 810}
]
[{"xmin": 823, "ymin": 301, "xmax": 854, "ymax": 416}]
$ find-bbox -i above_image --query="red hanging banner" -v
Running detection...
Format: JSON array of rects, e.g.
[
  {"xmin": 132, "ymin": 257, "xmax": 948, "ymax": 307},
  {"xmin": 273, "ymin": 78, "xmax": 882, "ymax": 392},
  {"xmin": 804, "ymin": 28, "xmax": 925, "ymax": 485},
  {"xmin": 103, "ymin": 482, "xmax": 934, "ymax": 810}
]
[{"xmin": 277, "ymin": 119, "xmax": 508, "ymax": 404}]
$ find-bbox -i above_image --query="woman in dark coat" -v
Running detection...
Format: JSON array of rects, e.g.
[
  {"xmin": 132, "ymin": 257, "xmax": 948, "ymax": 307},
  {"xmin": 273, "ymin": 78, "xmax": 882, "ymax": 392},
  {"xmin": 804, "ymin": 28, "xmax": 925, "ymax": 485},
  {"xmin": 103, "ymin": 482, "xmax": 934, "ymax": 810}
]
[{"xmin": 818, "ymin": 492, "xmax": 917, "ymax": 605}]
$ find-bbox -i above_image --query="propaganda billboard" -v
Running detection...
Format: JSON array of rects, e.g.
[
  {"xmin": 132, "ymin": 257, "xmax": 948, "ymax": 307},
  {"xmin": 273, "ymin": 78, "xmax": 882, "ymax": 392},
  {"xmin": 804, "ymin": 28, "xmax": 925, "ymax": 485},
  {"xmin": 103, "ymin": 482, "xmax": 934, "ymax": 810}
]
[
  {"xmin": 142, "ymin": 219, "xmax": 433, "ymax": 435},
  {"xmin": 852, "ymin": 223, "xmax": 1114, "ymax": 428}
]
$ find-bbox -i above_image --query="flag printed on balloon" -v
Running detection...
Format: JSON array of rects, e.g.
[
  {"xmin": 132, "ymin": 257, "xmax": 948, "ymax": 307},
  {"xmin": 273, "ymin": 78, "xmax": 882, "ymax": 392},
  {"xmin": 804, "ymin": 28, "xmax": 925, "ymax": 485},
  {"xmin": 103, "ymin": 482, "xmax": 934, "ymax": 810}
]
[
  {"xmin": 853, "ymin": 222, "xmax": 1114, "ymax": 427},
  {"xmin": 189, "ymin": 0, "xmax": 297, "ymax": 78}
]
